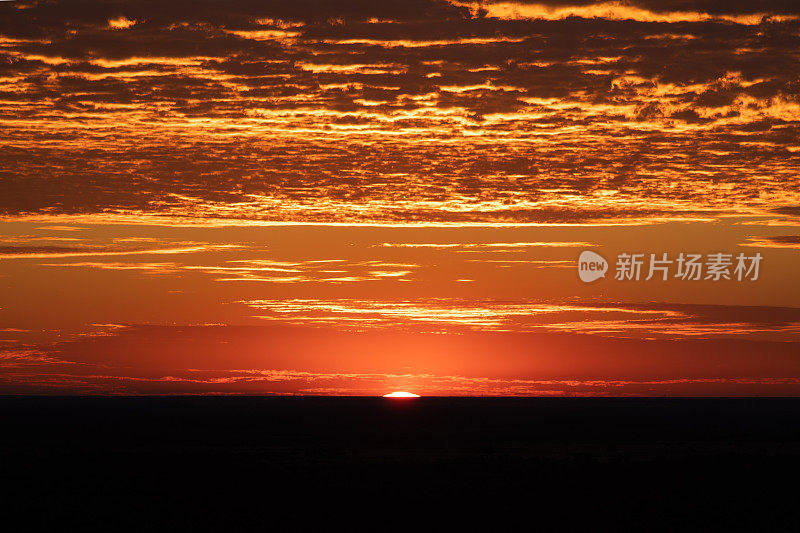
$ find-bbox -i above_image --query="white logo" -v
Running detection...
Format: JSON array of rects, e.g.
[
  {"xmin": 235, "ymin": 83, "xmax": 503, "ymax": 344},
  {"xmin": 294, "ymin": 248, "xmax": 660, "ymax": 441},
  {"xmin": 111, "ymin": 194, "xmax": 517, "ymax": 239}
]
[{"xmin": 578, "ymin": 250, "xmax": 608, "ymax": 282}]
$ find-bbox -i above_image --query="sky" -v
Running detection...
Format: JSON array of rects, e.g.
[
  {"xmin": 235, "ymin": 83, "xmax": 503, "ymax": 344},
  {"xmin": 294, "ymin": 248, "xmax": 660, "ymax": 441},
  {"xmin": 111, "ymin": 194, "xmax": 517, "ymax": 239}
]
[{"xmin": 1, "ymin": 0, "xmax": 799, "ymax": 395}]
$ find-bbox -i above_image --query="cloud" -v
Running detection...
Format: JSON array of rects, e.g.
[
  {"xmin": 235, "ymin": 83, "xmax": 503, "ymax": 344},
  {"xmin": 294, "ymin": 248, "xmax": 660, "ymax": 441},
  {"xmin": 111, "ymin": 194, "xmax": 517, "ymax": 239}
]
[
  {"xmin": 459, "ymin": 1, "xmax": 800, "ymax": 24},
  {"xmin": 0, "ymin": 243, "xmax": 239, "ymax": 258},
  {"xmin": 39, "ymin": 261, "xmax": 182, "ymax": 274},
  {"xmin": 3, "ymin": 321, "xmax": 800, "ymax": 394},
  {"xmin": 184, "ymin": 259, "xmax": 419, "ymax": 282},
  {"xmin": 741, "ymin": 235, "xmax": 800, "ymax": 248},
  {"xmin": 0, "ymin": 0, "xmax": 798, "ymax": 225},
  {"xmin": 240, "ymin": 298, "xmax": 800, "ymax": 338},
  {"xmin": 376, "ymin": 241, "xmax": 594, "ymax": 249},
  {"xmin": 34, "ymin": 225, "xmax": 91, "ymax": 231},
  {"xmin": 36, "ymin": 255, "xmax": 420, "ymax": 282}
]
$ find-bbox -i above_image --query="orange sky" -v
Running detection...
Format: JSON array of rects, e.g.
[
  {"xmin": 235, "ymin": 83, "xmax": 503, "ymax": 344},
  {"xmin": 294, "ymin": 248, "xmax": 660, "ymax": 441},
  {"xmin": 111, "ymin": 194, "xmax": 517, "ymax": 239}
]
[{"xmin": 1, "ymin": 0, "xmax": 799, "ymax": 395}]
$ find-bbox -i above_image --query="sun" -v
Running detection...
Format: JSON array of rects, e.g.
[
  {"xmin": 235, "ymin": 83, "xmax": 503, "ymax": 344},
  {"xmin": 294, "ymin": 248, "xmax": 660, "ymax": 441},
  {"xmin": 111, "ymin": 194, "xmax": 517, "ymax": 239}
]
[{"xmin": 382, "ymin": 391, "xmax": 420, "ymax": 398}]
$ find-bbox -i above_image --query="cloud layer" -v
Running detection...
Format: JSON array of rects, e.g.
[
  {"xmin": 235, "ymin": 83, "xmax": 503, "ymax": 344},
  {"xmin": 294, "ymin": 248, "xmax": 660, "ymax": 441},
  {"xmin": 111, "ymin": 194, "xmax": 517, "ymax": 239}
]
[{"xmin": 1, "ymin": 0, "xmax": 799, "ymax": 224}]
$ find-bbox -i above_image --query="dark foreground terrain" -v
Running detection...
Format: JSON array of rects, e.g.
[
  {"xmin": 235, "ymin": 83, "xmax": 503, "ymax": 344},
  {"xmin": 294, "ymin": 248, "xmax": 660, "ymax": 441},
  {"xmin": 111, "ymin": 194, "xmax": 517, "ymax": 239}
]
[{"xmin": 2, "ymin": 397, "xmax": 800, "ymax": 531}]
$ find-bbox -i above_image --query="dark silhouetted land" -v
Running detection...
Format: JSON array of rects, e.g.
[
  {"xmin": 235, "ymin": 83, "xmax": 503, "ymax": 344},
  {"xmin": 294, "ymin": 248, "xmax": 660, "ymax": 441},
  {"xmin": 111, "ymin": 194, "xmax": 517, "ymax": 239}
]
[{"xmin": 1, "ymin": 397, "xmax": 799, "ymax": 531}]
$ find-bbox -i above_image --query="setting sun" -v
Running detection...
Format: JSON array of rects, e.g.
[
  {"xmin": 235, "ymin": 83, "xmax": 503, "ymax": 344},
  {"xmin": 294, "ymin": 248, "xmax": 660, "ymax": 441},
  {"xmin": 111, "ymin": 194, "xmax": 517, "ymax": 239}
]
[{"xmin": 383, "ymin": 392, "xmax": 421, "ymax": 398}]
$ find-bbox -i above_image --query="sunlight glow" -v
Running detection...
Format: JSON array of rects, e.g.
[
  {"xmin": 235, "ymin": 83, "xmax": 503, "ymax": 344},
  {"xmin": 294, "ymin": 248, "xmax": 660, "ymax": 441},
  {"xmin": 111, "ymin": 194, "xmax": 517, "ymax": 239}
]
[{"xmin": 383, "ymin": 391, "xmax": 420, "ymax": 398}]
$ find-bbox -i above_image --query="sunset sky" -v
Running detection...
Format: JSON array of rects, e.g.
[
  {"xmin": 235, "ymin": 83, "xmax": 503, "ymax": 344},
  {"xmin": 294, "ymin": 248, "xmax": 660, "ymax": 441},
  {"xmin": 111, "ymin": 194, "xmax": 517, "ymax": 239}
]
[{"xmin": 1, "ymin": 0, "xmax": 799, "ymax": 395}]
